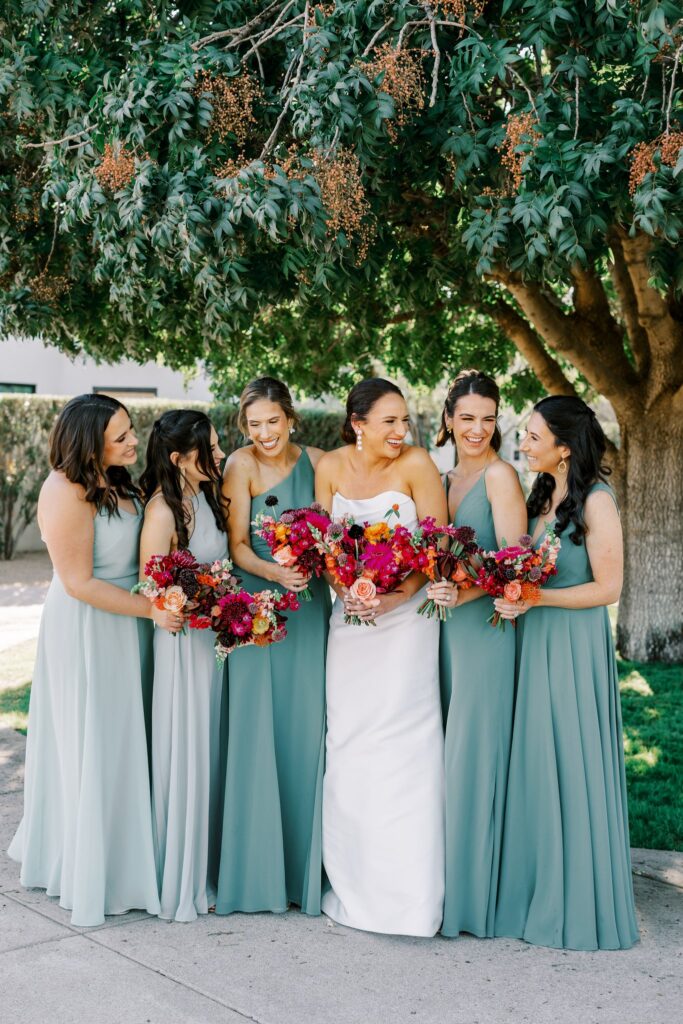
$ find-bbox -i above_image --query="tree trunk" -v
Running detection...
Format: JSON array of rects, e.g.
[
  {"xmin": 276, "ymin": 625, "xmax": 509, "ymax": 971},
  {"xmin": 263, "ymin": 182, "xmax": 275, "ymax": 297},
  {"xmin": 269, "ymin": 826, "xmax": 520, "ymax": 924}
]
[{"xmin": 617, "ymin": 398, "xmax": 683, "ymax": 663}]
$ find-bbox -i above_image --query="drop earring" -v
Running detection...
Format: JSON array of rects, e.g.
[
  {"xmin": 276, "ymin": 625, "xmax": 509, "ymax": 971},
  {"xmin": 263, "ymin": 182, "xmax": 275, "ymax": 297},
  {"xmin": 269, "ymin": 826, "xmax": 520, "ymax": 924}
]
[
  {"xmin": 558, "ymin": 458, "xmax": 567, "ymax": 474},
  {"xmin": 356, "ymin": 431, "xmax": 363, "ymax": 452}
]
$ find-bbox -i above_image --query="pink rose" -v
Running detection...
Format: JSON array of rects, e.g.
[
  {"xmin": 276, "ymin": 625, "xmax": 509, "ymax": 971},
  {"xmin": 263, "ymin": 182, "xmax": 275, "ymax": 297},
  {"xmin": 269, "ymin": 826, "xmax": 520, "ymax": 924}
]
[
  {"xmin": 503, "ymin": 581, "xmax": 522, "ymax": 602},
  {"xmin": 349, "ymin": 577, "xmax": 377, "ymax": 604},
  {"xmin": 272, "ymin": 544, "xmax": 298, "ymax": 568}
]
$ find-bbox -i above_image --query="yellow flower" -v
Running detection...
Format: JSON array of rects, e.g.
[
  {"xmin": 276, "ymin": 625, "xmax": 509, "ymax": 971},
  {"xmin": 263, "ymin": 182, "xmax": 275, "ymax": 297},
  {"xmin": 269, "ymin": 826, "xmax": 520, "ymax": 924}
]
[
  {"xmin": 364, "ymin": 522, "xmax": 390, "ymax": 543},
  {"xmin": 275, "ymin": 524, "xmax": 288, "ymax": 542},
  {"xmin": 252, "ymin": 616, "xmax": 270, "ymax": 635}
]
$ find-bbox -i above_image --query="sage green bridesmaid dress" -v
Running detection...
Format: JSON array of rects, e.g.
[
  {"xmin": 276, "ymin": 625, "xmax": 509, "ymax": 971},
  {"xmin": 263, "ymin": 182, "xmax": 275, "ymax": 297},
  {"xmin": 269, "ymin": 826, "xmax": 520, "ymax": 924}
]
[
  {"xmin": 151, "ymin": 491, "xmax": 228, "ymax": 922},
  {"xmin": 8, "ymin": 503, "xmax": 160, "ymax": 927},
  {"xmin": 215, "ymin": 448, "xmax": 330, "ymax": 915},
  {"xmin": 439, "ymin": 468, "xmax": 514, "ymax": 937},
  {"xmin": 495, "ymin": 482, "xmax": 639, "ymax": 950}
]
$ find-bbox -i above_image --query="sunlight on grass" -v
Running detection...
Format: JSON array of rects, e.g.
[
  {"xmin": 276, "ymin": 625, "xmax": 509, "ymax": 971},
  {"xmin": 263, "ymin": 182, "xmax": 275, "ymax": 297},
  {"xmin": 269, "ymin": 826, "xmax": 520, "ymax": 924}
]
[{"xmin": 620, "ymin": 670, "xmax": 653, "ymax": 697}]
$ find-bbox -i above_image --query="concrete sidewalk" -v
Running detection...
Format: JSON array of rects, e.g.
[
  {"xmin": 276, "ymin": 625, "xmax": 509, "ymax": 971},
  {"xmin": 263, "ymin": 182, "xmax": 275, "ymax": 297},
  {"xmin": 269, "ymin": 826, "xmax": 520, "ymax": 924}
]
[{"xmin": 1, "ymin": 727, "xmax": 682, "ymax": 1024}]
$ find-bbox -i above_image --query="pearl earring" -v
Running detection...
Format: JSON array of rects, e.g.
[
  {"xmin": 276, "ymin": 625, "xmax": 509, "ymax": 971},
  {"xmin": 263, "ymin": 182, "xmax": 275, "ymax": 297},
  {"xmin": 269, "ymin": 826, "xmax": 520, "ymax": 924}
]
[
  {"xmin": 289, "ymin": 426, "xmax": 295, "ymax": 435},
  {"xmin": 356, "ymin": 431, "xmax": 363, "ymax": 452}
]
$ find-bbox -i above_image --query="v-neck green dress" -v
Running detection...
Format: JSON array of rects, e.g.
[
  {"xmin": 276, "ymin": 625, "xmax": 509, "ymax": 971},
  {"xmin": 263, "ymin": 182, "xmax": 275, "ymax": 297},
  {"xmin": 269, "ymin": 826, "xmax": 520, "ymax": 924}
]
[
  {"xmin": 439, "ymin": 468, "xmax": 515, "ymax": 937},
  {"xmin": 215, "ymin": 448, "xmax": 330, "ymax": 916},
  {"xmin": 495, "ymin": 482, "xmax": 639, "ymax": 950}
]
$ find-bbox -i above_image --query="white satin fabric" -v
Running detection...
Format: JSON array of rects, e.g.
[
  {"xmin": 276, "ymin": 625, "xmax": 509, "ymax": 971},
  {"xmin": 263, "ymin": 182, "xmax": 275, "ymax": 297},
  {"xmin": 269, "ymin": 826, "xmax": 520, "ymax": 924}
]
[{"xmin": 321, "ymin": 491, "xmax": 445, "ymax": 936}]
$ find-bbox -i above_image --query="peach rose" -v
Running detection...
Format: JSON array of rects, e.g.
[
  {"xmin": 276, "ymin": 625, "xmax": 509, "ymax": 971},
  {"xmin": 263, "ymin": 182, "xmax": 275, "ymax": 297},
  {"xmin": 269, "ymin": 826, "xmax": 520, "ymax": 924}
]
[
  {"xmin": 272, "ymin": 544, "xmax": 298, "ymax": 568},
  {"xmin": 349, "ymin": 577, "xmax": 377, "ymax": 604},
  {"xmin": 162, "ymin": 586, "xmax": 188, "ymax": 613},
  {"xmin": 503, "ymin": 581, "xmax": 522, "ymax": 602}
]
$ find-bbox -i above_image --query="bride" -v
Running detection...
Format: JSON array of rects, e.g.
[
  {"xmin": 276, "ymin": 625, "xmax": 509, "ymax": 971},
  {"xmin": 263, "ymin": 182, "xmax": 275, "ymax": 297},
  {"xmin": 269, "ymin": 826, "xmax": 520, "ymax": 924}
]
[{"xmin": 315, "ymin": 378, "xmax": 448, "ymax": 937}]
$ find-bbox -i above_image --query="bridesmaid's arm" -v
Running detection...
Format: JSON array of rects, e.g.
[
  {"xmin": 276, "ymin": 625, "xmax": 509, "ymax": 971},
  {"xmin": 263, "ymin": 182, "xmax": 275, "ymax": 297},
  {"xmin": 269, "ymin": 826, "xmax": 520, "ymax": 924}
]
[
  {"xmin": 314, "ymin": 450, "xmax": 349, "ymax": 601},
  {"xmin": 487, "ymin": 460, "xmax": 528, "ymax": 546},
  {"xmin": 222, "ymin": 450, "xmax": 309, "ymax": 591},
  {"xmin": 495, "ymin": 490, "xmax": 623, "ymax": 618},
  {"xmin": 40, "ymin": 475, "xmax": 179, "ymax": 630},
  {"xmin": 139, "ymin": 497, "xmax": 176, "ymax": 577}
]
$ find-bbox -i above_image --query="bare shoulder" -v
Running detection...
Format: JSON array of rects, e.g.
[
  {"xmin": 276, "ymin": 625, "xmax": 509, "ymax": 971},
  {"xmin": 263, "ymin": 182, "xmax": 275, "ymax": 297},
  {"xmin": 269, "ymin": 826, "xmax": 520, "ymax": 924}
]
[
  {"xmin": 304, "ymin": 445, "xmax": 326, "ymax": 469},
  {"xmin": 143, "ymin": 492, "xmax": 176, "ymax": 528},
  {"xmin": 584, "ymin": 486, "xmax": 619, "ymax": 525},
  {"xmin": 224, "ymin": 445, "xmax": 257, "ymax": 480},
  {"xmin": 316, "ymin": 446, "xmax": 347, "ymax": 476},
  {"xmin": 39, "ymin": 471, "xmax": 87, "ymax": 511},
  {"xmin": 485, "ymin": 459, "xmax": 523, "ymax": 490},
  {"xmin": 402, "ymin": 445, "xmax": 440, "ymax": 478}
]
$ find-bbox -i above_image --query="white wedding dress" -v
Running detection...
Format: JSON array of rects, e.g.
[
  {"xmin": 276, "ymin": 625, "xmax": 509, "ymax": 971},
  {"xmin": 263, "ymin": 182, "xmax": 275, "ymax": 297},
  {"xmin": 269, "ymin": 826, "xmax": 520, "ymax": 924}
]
[{"xmin": 321, "ymin": 490, "xmax": 445, "ymax": 936}]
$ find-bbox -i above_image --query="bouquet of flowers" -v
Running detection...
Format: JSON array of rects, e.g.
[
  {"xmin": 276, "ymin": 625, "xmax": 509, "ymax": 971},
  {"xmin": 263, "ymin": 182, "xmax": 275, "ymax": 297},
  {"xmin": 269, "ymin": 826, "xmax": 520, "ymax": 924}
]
[
  {"xmin": 210, "ymin": 588, "xmax": 298, "ymax": 663},
  {"xmin": 252, "ymin": 497, "xmax": 331, "ymax": 600},
  {"xmin": 133, "ymin": 548, "xmax": 206, "ymax": 634},
  {"xmin": 310, "ymin": 503, "xmax": 415, "ymax": 625},
  {"xmin": 402, "ymin": 518, "xmax": 481, "ymax": 621},
  {"xmin": 476, "ymin": 528, "xmax": 561, "ymax": 630}
]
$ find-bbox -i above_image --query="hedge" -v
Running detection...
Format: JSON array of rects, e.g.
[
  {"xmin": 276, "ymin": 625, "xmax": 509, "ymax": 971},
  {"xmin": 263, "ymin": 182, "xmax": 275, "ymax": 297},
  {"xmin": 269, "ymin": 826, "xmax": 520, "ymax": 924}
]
[{"xmin": 0, "ymin": 395, "xmax": 344, "ymax": 559}]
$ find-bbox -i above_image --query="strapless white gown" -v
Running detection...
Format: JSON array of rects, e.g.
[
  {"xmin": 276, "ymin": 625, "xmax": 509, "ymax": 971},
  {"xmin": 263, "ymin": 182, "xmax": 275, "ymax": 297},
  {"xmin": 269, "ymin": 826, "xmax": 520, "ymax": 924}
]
[{"xmin": 321, "ymin": 491, "xmax": 445, "ymax": 936}]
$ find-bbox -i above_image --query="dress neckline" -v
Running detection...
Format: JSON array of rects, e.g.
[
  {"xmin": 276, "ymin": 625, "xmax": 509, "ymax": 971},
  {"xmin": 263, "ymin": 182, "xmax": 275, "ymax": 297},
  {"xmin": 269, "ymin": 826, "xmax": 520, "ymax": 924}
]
[
  {"xmin": 252, "ymin": 447, "xmax": 309, "ymax": 500},
  {"xmin": 333, "ymin": 489, "xmax": 413, "ymax": 504},
  {"xmin": 447, "ymin": 471, "xmax": 487, "ymax": 523}
]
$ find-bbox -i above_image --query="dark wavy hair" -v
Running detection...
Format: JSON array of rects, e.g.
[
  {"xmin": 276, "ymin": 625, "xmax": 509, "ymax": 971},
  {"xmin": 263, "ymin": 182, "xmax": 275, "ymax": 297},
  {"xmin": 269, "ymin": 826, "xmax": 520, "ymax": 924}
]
[
  {"xmin": 49, "ymin": 394, "xmax": 140, "ymax": 515},
  {"xmin": 341, "ymin": 378, "xmax": 405, "ymax": 444},
  {"xmin": 527, "ymin": 395, "xmax": 611, "ymax": 545},
  {"xmin": 237, "ymin": 377, "xmax": 301, "ymax": 436},
  {"xmin": 139, "ymin": 411, "xmax": 228, "ymax": 549},
  {"xmin": 435, "ymin": 369, "xmax": 502, "ymax": 457}
]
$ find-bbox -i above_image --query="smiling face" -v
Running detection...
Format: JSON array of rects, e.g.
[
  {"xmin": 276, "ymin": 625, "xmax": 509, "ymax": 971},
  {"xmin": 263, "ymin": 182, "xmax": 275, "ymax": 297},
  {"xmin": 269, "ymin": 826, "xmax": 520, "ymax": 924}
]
[
  {"xmin": 173, "ymin": 427, "xmax": 225, "ymax": 487},
  {"xmin": 446, "ymin": 392, "xmax": 497, "ymax": 459},
  {"xmin": 244, "ymin": 398, "xmax": 292, "ymax": 459},
  {"xmin": 101, "ymin": 408, "xmax": 138, "ymax": 470},
  {"xmin": 520, "ymin": 411, "xmax": 570, "ymax": 474},
  {"xmin": 353, "ymin": 393, "xmax": 411, "ymax": 459}
]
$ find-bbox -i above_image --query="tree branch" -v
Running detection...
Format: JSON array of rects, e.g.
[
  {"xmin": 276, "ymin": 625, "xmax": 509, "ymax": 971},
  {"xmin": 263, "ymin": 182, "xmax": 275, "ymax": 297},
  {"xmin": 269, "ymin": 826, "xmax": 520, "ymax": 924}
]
[
  {"xmin": 362, "ymin": 19, "xmax": 394, "ymax": 57},
  {"xmin": 490, "ymin": 268, "xmax": 640, "ymax": 413},
  {"xmin": 490, "ymin": 298, "xmax": 578, "ymax": 397},
  {"xmin": 259, "ymin": 3, "xmax": 309, "ymax": 160},
  {"xmin": 607, "ymin": 230, "xmax": 650, "ymax": 377},
  {"xmin": 422, "ymin": 4, "xmax": 441, "ymax": 108},
  {"xmin": 616, "ymin": 228, "xmax": 683, "ymax": 369},
  {"xmin": 192, "ymin": 0, "xmax": 286, "ymax": 50}
]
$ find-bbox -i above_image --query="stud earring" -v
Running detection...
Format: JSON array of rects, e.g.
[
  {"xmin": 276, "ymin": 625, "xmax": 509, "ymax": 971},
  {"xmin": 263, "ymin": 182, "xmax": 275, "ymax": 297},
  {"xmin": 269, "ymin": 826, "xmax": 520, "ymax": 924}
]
[
  {"xmin": 289, "ymin": 426, "xmax": 295, "ymax": 435},
  {"xmin": 558, "ymin": 458, "xmax": 567, "ymax": 474},
  {"xmin": 356, "ymin": 431, "xmax": 363, "ymax": 452}
]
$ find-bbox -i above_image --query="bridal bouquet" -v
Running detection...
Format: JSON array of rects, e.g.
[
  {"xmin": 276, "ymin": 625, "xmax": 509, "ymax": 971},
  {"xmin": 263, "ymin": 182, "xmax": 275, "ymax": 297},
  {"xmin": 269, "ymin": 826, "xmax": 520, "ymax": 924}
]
[
  {"xmin": 210, "ymin": 588, "xmax": 297, "ymax": 663},
  {"xmin": 310, "ymin": 504, "xmax": 414, "ymax": 626},
  {"xmin": 252, "ymin": 498, "xmax": 331, "ymax": 600},
  {"xmin": 476, "ymin": 528, "xmax": 561, "ymax": 630},
  {"xmin": 403, "ymin": 518, "xmax": 481, "ymax": 621},
  {"xmin": 133, "ymin": 548, "xmax": 208, "ymax": 634}
]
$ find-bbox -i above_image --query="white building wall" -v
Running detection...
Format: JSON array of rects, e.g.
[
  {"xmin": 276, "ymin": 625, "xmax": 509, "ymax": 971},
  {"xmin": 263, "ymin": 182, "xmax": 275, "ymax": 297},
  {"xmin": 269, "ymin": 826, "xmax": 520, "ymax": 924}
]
[{"xmin": 0, "ymin": 335, "xmax": 214, "ymax": 401}]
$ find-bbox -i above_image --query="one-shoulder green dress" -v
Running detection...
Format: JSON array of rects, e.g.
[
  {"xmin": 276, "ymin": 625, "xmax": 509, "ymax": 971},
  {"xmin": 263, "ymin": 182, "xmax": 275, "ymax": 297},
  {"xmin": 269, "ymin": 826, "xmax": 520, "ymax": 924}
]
[
  {"xmin": 439, "ymin": 469, "xmax": 515, "ymax": 937},
  {"xmin": 215, "ymin": 448, "xmax": 330, "ymax": 915},
  {"xmin": 495, "ymin": 482, "xmax": 639, "ymax": 950}
]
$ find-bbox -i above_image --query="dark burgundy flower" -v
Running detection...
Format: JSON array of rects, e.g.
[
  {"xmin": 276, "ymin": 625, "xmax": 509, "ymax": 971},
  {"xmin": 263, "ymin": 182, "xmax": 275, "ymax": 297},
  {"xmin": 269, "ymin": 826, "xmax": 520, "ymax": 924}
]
[
  {"xmin": 265, "ymin": 495, "xmax": 279, "ymax": 508},
  {"xmin": 348, "ymin": 524, "xmax": 365, "ymax": 541},
  {"xmin": 178, "ymin": 567, "xmax": 200, "ymax": 599},
  {"xmin": 170, "ymin": 548, "xmax": 199, "ymax": 569}
]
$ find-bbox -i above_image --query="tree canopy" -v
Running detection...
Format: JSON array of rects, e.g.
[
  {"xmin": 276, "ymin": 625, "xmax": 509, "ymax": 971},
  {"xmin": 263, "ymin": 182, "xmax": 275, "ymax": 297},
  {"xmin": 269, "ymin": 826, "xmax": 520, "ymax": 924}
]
[{"xmin": 1, "ymin": 1, "xmax": 681, "ymax": 396}]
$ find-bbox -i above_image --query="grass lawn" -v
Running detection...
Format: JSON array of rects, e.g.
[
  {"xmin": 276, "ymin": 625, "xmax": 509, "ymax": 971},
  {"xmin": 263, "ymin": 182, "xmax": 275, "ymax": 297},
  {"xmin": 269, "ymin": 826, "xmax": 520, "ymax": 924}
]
[{"xmin": 1, "ymin": 640, "xmax": 681, "ymax": 851}]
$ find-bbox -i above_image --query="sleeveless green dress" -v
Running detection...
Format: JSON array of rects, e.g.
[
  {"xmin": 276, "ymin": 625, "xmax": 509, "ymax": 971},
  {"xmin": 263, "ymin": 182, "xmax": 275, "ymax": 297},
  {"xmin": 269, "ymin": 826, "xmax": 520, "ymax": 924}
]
[
  {"xmin": 215, "ymin": 448, "xmax": 330, "ymax": 915},
  {"xmin": 8, "ymin": 502, "xmax": 160, "ymax": 927},
  {"xmin": 439, "ymin": 469, "xmax": 515, "ymax": 937},
  {"xmin": 495, "ymin": 482, "xmax": 639, "ymax": 950}
]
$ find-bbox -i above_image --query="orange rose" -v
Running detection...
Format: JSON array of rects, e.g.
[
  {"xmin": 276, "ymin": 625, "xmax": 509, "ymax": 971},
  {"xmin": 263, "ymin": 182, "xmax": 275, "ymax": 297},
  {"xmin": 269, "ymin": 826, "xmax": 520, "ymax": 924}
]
[
  {"xmin": 162, "ymin": 586, "xmax": 188, "ymax": 613},
  {"xmin": 503, "ymin": 581, "xmax": 522, "ymax": 602},
  {"xmin": 349, "ymin": 576, "xmax": 378, "ymax": 604},
  {"xmin": 272, "ymin": 544, "xmax": 298, "ymax": 567},
  {"xmin": 453, "ymin": 563, "xmax": 469, "ymax": 584}
]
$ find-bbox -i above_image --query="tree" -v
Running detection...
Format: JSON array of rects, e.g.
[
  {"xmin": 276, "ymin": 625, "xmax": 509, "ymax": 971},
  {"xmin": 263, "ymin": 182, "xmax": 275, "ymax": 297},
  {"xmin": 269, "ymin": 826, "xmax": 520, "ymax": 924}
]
[{"xmin": 1, "ymin": 1, "xmax": 682, "ymax": 660}]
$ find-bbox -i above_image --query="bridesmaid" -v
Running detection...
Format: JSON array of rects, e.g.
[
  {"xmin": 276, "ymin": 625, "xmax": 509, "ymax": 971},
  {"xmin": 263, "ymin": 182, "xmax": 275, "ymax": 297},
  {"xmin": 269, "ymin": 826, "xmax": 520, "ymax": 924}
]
[
  {"xmin": 494, "ymin": 396, "xmax": 639, "ymax": 950},
  {"xmin": 8, "ymin": 395, "xmax": 179, "ymax": 927},
  {"xmin": 139, "ymin": 411, "xmax": 228, "ymax": 922},
  {"xmin": 215, "ymin": 377, "xmax": 330, "ymax": 916},
  {"xmin": 427, "ymin": 370, "xmax": 526, "ymax": 938}
]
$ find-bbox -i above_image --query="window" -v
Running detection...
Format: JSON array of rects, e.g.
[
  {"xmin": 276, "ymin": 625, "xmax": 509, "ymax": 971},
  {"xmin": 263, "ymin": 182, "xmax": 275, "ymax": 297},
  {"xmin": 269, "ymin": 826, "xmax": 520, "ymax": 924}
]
[
  {"xmin": 0, "ymin": 383, "xmax": 36, "ymax": 393},
  {"xmin": 93, "ymin": 386, "xmax": 158, "ymax": 400}
]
